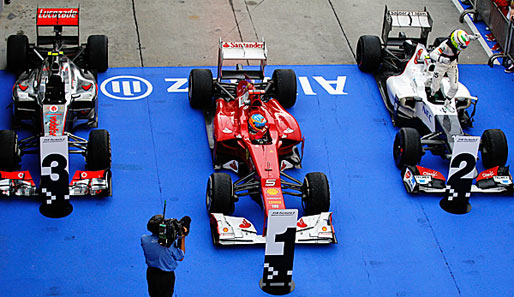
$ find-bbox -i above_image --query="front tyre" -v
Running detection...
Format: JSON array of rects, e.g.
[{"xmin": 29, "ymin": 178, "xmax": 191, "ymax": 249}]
[
  {"xmin": 189, "ymin": 69, "xmax": 213, "ymax": 109},
  {"xmin": 272, "ymin": 69, "xmax": 297, "ymax": 108},
  {"xmin": 393, "ymin": 127, "xmax": 422, "ymax": 168},
  {"xmin": 0, "ymin": 130, "xmax": 21, "ymax": 171},
  {"xmin": 356, "ymin": 35, "xmax": 381, "ymax": 73},
  {"xmin": 86, "ymin": 129, "xmax": 111, "ymax": 170},
  {"xmin": 302, "ymin": 172, "xmax": 330, "ymax": 215},
  {"xmin": 480, "ymin": 129, "xmax": 508, "ymax": 169},
  {"xmin": 206, "ymin": 173, "xmax": 234, "ymax": 215}
]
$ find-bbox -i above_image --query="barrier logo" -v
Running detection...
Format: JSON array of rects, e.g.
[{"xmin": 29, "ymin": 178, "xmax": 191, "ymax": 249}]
[{"xmin": 100, "ymin": 75, "xmax": 153, "ymax": 100}]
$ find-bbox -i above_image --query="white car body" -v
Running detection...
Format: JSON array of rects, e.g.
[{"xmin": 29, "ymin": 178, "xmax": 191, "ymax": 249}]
[{"xmin": 386, "ymin": 43, "xmax": 476, "ymax": 135}]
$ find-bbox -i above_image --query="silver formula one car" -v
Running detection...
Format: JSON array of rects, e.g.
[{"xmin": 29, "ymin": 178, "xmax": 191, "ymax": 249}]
[
  {"xmin": 357, "ymin": 6, "xmax": 512, "ymax": 195},
  {"xmin": 0, "ymin": 8, "xmax": 111, "ymax": 200}
]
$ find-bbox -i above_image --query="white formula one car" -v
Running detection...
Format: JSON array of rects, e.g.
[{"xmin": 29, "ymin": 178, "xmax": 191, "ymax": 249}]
[{"xmin": 357, "ymin": 6, "xmax": 512, "ymax": 195}]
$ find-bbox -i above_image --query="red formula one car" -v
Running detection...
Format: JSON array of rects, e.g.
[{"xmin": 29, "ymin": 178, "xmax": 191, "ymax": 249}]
[{"xmin": 188, "ymin": 40, "xmax": 336, "ymax": 245}]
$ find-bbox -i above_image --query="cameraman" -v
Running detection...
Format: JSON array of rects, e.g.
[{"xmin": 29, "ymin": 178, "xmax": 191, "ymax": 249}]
[{"xmin": 141, "ymin": 215, "xmax": 190, "ymax": 297}]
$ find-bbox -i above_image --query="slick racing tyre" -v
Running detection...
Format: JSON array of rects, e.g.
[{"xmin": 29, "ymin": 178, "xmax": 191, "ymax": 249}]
[
  {"xmin": 7, "ymin": 35, "xmax": 29, "ymax": 75},
  {"xmin": 86, "ymin": 129, "xmax": 111, "ymax": 170},
  {"xmin": 189, "ymin": 69, "xmax": 214, "ymax": 109},
  {"xmin": 206, "ymin": 173, "xmax": 234, "ymax": 215},
  {"xmin": 87, "ymin": 35, "xmax": 109, "ymax": 73},
  {"xmin": 302, "ymin": 172, "xmax": 330, "ymax": 215},
  {"xmin": 0, "ymin": 130, "xmax": 21, "ymax": 171},
  {"xmin": 480, "ymin": 129, "xmax": 508, "ymax": 169},
  {"xmin": 272, "ymin": 69, "xmax": 297, "ymax": 108},
  {"xmin": 356, "ymin": 35, "xmax": 381, "ymax": 73},
  {"xmin": 393, "ymin": 127, "xmax": 422, "ymax": 168}
]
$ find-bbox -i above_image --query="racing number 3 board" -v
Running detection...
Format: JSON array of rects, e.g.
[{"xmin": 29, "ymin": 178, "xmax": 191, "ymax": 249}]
[{"xmin": 39, "ymin": 135, "xmax": 73, "ymax": 217}]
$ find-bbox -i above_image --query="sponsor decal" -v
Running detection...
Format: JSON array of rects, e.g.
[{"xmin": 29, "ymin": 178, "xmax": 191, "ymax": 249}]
[
  {"xmin": 390, "ymin": 10, "xmax": 428, "ymax": 17},
  {"xmin": 414, "ymin": 49, "xmax": 423, "ymax": 64},
  {"xmin": 266, "ymin": 188, "xmax": 279, "ymax": 196},
  {"xmin": 403, "ymin": 169, "xmax": 416, "ymax": 190},
  {"xmin": 42, "ymin": 137, "xmax": 66, "ymax": 144},
  {"xmin": 417, "ymin": 166, "xmax": 445, "ymax": 180},
  {"xmin": 477, "ymin": 167, "xmax": 498, "ymax": 181},
  {"xmin": 49, "ymin": 105, "xmax": 58, "ymax": 112},
  {"xmin": 222, "ymin": 42, "xmax": 264, "ymax": 48},
  {"xmin": 239, "ymin": 219, "xmax": 251, "ymax": 229},
  {"xmin": 48, "ymin": 116, "xmax": 60, "ymax": 136},
  {"xmin": 270, "ymin": 210, "xmax": 296, "ymax": 216},
  {"xmin": 81, "ymin": 172, "xmax": 88, "ymax": 179},
  {"xmin": 415, "ymin": 175, "xmax": 432, "ymax": 184},
  {"xmin": 493, "ymin": 176, "xmax": 512, "ymax": 185},
  {"xmin": 37, "ymin": 8, "xmax": 79, "ymax": 26},
  {"xmin": 100, "ymin": 75, "xmax": 153, "ymax": 100},
  {"xmin": 268, "ymin": 201, "xmax": 282, "ymax": 204},
  {"xmin": 422, "ymin": 105, "xmax": 432, "ymax": 122},
  {"xmin": 297, "ymin": 218, "xmax": 307, "ymax": 228}
]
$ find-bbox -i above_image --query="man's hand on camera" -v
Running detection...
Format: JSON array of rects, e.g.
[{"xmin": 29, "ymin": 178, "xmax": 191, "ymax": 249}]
[{"xmin": 180, "ymin": 216, "xmax": 191, "ymax": 236}]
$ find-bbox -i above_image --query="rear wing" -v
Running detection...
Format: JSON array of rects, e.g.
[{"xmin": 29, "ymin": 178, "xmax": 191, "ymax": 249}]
[
  {"xmin": 217, "ymin": 39, "xmax": 267, "ymax": 81},
  {"xmin": 381, "ymin": 5, "xmax": 433, "ymax": 47},
  {"xmin": 36, "ymin": 7, "xmax": 80, "ymax": 46}
]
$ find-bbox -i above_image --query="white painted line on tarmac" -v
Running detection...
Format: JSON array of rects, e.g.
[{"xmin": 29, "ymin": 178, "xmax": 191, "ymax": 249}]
[{"xmin": 451, "ymin": 0, "xmax": 500, "ymax": 65}]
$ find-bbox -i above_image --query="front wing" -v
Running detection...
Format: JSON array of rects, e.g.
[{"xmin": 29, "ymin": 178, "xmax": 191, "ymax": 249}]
[
  {"xmin": 209, "ymin": 212, "xmax": 337, "ymax": 245},
  {"xmin": 402, "ymin": 165, "xmax": 513, "ymax": 195},
  {"xmin": 0, "ymin": 169, "xmax": 111, "ymax": 197}
]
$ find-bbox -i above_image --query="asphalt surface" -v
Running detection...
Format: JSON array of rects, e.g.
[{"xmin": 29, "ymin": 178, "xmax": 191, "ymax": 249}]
[{"xmin": 0, "ymin": 0, "xmax": 489, "ymax": 68}]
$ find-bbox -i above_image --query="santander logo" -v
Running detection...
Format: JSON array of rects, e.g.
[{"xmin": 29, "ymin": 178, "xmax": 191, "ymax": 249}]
[{"xmin": 222, "ymin": 42, "xmax": 264, "ymax": 49}]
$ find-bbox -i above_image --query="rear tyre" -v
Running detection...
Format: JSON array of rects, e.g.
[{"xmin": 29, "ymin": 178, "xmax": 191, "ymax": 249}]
[
  {"xmin": 393, "ymin": 127, "xmax": 422, "ymax": 168},
  {"xmin": 7, "ymin": 35, "xmax": 29, "ymax": 75},
  {"xmin": 272, "ymin": 69, "xmax": 297, "ymax": 108},
  {"xmin": 0, "ymin": 130, "xmax": 21, "ymax": 171},
  {"xmin": 356, "ymin": 35, "xmax": 381, "ymax": 73},
  {"xmin": 302, "ymin": 172, "xmax": 330, "ymax": 215},
  {"xmin": 206, "ymin": 173, "xmax": 234, "ymax": 215},
  {"xmin": 86, "ymin": 129, "xmax": 111, "ymax": 170},
  {"xmin": 87, "ymin": 35, "xmax": 109, "ymax": 73},
  {"xmin": 189, "ymin": 69, "xmax": 213, "ymax": 109},
  {"xmin": 480, "ymin": 129, "xmax": 508, "ymax": 169}
]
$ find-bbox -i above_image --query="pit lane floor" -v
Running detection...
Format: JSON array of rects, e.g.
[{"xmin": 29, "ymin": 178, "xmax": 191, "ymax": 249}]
[{"xmin": 0, "ymin": 64, "xmax": 513, "ymax": 297}]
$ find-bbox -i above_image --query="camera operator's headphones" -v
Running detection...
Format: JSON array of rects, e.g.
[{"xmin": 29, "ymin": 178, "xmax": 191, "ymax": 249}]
[{"xmin": 147, "ymin": 214, "xmax": 163, "ymax": 234}]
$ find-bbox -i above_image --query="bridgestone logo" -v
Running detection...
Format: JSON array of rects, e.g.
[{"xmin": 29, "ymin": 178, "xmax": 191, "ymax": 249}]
[{"xmin": 38, "ymin": 9, "xmax": 78, "ymax": 19}]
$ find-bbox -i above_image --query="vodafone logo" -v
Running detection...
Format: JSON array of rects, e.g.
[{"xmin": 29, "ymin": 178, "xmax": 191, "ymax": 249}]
[
  {"xmin": 49, "ymin": 105, "xmax": 58, "ymax": 112},
  {"xmin": 405, "ymin": 170, "xmax": 411, "ymax": 179},
  {"xmin": 81, "ymin": 172, "xmax": 88, "ymax": 179},
  {"xmin": 18, "ymin": 173, "xmax": 24, "ymax": 179}
]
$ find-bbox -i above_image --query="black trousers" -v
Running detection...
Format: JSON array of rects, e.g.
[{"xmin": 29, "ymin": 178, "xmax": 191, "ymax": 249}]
[{"xmin": 146, "ymin": 267, "xmax": 176, "ymax": 297}]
